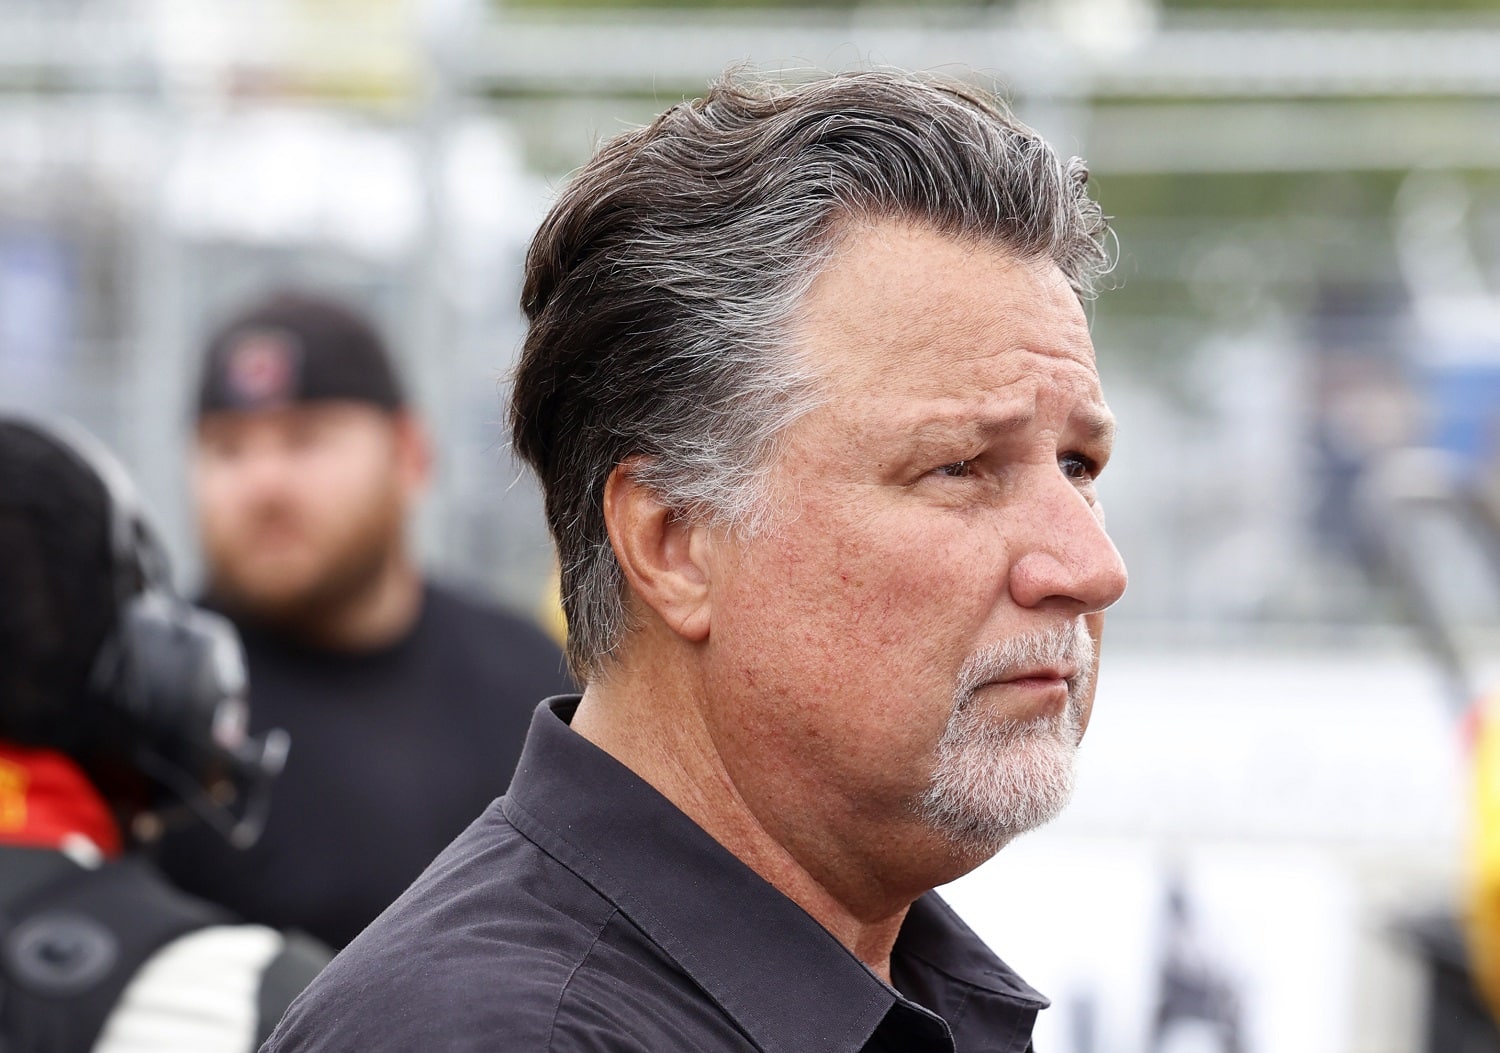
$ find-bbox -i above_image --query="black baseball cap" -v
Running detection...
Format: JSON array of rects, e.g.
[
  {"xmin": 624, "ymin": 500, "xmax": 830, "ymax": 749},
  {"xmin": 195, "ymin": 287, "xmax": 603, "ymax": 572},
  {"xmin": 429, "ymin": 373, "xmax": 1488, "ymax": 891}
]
[{"xmin": 196, "ymin": 291, "xmax": 406, "ymax": 418}]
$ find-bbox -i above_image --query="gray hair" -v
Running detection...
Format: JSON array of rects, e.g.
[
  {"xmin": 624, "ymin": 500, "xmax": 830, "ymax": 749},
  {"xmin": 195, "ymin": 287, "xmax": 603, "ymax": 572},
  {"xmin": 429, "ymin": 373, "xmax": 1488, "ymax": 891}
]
[{"xmin": 510, "ymin": 68, "xmax": 1112, "ymax": 682}]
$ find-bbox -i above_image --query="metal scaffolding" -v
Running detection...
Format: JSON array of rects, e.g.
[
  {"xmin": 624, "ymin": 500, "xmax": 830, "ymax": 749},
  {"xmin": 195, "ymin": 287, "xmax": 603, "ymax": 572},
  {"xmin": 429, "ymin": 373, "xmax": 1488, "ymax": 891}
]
[{"xmin": 0, "ymin": 2, "xmax": 1497, "ymax": 627}]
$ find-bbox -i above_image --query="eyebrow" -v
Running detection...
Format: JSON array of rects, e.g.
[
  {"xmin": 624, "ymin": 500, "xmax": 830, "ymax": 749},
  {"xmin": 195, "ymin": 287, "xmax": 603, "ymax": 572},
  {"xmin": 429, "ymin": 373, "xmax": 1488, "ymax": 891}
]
[
  {"xmin": 1080, "ymin": 413, "xmax": 1117, "ymax": 447},
  {"xmin": 913, "ymin": 408, "xmax": 1117, "ymax": 448}
]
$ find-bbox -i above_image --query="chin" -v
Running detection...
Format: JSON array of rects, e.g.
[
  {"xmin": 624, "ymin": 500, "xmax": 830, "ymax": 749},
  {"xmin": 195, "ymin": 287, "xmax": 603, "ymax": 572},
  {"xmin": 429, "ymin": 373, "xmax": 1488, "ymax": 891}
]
[
  {"xmin": 216, "ymin": 573, "xmax": 319, "ymax": 619},
  {"xmin": 915, "ymin": 721, "xmax": 1080, "ymax": 855}
]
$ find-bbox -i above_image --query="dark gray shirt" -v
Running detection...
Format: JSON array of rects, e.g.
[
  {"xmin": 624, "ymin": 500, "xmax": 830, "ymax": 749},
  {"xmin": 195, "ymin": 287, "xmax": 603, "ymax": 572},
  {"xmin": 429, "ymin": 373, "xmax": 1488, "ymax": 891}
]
[{"xmin": 263, "ymin": 696, "xmax": 1046, "ymax": 1052}]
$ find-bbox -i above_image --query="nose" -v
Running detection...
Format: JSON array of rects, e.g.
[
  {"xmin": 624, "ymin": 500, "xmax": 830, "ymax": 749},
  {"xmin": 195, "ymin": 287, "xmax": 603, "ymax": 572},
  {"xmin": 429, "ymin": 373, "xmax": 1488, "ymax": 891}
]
[
  {"xmin": 1006, "ymin": 474, "xmax": 1128, "ymax": 615},
  {"xmin": 238, "ymin": 442, "xmax": 292, "ymax": 496}
]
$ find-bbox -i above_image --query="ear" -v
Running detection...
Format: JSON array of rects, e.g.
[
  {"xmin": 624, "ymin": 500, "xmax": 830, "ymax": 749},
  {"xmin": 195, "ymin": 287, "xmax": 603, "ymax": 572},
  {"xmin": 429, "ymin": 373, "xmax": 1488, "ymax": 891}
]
[
  {"xmin": 391, "ymin": 411, "xmax": 432, "ymax": 497},
  {"xmin": 604, "ymin": 459, "xmax": 712, "ymax": 643}
]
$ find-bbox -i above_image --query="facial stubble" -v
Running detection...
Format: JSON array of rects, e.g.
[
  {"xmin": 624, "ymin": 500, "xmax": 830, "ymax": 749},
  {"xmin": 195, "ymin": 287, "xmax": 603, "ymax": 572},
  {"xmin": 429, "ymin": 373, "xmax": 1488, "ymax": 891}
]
[
  {"xmin": 916, "ymin": 622, "xmax": 1096, "ymax": 853},
  {"xmin": 208, "ymin": 482, "xmax": 407, "ymax": 632}
]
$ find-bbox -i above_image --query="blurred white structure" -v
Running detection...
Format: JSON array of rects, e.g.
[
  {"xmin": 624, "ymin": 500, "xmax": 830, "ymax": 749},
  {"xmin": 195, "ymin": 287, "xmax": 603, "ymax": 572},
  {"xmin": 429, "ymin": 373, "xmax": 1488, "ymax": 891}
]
[{"xmin": 3, "ymin": 0, "xmax": 1498, "ymax": 626}]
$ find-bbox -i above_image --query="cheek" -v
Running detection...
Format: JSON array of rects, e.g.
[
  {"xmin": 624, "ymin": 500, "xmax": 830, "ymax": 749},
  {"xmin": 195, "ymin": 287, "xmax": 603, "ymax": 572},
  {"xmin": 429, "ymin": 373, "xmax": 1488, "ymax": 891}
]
[
  {"xmin": 819, "ymin": 511, "xmax": 998, "ymax": 645},
  {"xmin": 300, "ymin": 446, "xmax": 386, "ymax": 512},
  {"xmin": 194, "ymin": 468, "xmax": 247, "ymax": 533},
  {"xmin": 735, "ymin": 509, "xmax": 995, "ymax": 702},
  {"xmin": 708, "ymin": 507, "xmax": 1015, "ymax": 798}
]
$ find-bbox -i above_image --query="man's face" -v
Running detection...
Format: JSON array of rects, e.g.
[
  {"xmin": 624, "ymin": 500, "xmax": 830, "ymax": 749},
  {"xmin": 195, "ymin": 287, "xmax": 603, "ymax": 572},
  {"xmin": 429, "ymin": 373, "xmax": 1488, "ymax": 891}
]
[
  {"xmin": 193, "ymin": 402, "xmax": 417, "ymax": 623},
  {"xmin": 698, "ymin": 220, "xmax": 1127, "ymax": 862}
]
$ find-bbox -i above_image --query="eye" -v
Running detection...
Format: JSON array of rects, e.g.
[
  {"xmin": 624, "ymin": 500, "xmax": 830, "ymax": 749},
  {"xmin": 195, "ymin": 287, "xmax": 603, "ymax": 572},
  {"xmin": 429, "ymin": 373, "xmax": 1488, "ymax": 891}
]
[
  {"xmin": 199, "ymin": 432, "xmax": 242, "ymax": 461},
  {"xmin": 935, "ymin": 460, "xmax": 974, "ymax": 479},
  {"xmin": 1059, "ymin": 453, "xmax": 1099, "ymax": 481}
]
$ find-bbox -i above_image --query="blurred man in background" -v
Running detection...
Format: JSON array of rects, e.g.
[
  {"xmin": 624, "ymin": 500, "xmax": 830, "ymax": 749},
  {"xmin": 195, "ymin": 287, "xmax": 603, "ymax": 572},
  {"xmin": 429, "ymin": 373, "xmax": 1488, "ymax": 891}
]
[
  {"xmin": 0, "ymin": 415, "xmax": 328, "ymax": 1053},
  {"xmin": 156, "ymin": 290, "xmax": 571, "ymax": 950},
  {"xmin": 266, "ymin": 69, "xmax": 1125, "ymax": 1052}
]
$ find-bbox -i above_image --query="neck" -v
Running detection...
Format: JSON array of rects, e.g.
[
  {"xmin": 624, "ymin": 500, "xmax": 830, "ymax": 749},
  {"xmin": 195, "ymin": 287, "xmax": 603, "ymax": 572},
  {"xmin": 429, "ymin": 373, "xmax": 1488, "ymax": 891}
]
[
  {"xmin": 306, "ymin": 555, "xmax": 424, "ymax": 651},
  {"xmin": 232, "ymin": 548, "xmax": 425, "ymax": 653},
  {"xmin": 571, "ymin": 647, "xmax": 961, "ymax": 983}
]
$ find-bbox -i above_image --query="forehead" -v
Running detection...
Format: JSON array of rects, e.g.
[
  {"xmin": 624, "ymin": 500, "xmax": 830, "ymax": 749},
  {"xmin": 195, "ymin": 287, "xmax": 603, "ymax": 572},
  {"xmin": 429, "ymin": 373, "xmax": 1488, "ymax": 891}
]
[{"xmin": 789, "ymin": 220, "xmax": 1104, "ymax": 420}]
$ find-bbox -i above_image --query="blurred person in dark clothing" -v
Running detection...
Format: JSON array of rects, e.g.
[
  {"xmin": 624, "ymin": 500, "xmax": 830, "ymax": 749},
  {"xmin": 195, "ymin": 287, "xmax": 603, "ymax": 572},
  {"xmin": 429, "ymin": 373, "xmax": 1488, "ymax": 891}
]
[
  {"xmin": 0, "ymin": 415, "xmax": 328, "ymax": 1053},
  {"xmin": 155, "ymin": 291, "xmax": 571, "ymax": 950},
  {"xmin": 266, "ymin": 69, "xmax": 1126, "ymax": 1053}
]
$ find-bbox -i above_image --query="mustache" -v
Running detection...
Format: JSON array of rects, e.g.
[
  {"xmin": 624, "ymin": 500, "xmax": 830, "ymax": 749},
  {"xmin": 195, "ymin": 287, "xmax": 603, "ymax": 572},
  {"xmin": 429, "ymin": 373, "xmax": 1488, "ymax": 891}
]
[
  {"xmin": 953, "ymin": 621, "xmax": 1096, "ymax": 713},
  {"xmin": 234, "ymin": 499, "xmax": 310, "ymax": 535}
]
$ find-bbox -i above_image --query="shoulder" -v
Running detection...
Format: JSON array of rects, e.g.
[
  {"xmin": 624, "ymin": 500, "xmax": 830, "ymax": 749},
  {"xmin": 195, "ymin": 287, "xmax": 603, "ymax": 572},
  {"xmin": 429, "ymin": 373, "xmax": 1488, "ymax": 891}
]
[
  {"xmin": 264, "ymin": 807, "xmax": 752, "ymax": 1052},
  {"xmin": 270, "ymin": 907, "xmax": 738, "ymax": 1053},
  {"xmin": 95, "ymin": 923, "xmax": 330, "ymax": 1053},
  {"xmin": 545, "ymin": 912, "xmax": 756, "ymax": 1052},
  {"xmin": 420, "ymin": 581, "xmax": 572, "ymax": 689},
  {"xmin": 422, "ymin": 580, "xmax": 551, "ymax": 640},
  {"xmin": 263, "ymin": 805, "xmax": 616, "ymax": 1051}
]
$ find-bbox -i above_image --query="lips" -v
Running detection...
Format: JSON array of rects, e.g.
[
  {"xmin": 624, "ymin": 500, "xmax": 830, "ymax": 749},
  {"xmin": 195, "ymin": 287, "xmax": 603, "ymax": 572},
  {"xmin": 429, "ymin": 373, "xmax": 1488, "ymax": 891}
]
[
  {"xmin": 996, "ymin": 665, "xmax": 1077, "ymax": 685},
  {"xmin": 953, "ymin": 625, "xmax": 1095, "ymax": 711}
]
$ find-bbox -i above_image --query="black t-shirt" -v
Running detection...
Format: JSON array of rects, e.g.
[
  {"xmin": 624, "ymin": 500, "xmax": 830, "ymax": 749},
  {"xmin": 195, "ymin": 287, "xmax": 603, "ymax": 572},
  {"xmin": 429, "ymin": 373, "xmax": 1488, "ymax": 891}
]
[{"xmin": 154, "ymin": 582, "xmax": 572, "ymax": 949}]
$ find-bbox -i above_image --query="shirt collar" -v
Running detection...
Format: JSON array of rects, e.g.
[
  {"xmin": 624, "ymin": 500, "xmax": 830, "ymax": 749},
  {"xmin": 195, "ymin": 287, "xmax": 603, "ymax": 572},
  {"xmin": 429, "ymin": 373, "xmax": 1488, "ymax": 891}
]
[{"xmin": 504, "ymin": 696, "xmax": 1045, "ymax": 1053}]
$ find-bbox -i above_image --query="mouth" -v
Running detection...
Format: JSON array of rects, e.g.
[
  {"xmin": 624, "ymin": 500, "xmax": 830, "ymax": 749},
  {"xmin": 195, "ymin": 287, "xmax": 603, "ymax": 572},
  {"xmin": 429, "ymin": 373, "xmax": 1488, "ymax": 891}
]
[
  {"xmin": 241, "ymin": 519, "xmax": 309, "ymax": 547},
  {"xmin": 967, "ymin": 672, "xmax": 1073, "ymax": 720},
  {"xmin": 967, "ymin": 664, "xmax": 1081, "ymax": 721},
  {"xmin": 995, "ymin": 665, "xmax": 1078, "ymax": 687},
  {"xmin": 953, "ymin": 624, "xmax": 1095, "ymax": 717}
]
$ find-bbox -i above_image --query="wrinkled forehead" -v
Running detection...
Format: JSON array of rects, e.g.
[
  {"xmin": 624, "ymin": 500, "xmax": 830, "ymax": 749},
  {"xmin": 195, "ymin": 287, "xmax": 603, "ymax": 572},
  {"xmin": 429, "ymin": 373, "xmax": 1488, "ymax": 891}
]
[{"xmin": 786, "ymin": 220, "xmax": 1100, "ymax": 404}]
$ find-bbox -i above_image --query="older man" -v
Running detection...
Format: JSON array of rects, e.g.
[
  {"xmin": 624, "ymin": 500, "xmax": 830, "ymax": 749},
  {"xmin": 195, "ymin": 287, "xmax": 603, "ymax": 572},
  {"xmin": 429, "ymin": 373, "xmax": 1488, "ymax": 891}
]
[{"xmin": 267, "ymin": 68, "xmax": 1127, "ymax": 1053}]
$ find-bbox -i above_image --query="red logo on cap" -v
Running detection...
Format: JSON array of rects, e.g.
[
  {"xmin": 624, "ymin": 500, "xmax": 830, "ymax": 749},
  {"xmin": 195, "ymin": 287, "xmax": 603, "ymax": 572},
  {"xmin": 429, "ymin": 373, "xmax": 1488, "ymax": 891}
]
[{"xmin": 224, "ymin": 330, "xmax": 301, "ymax": 407}]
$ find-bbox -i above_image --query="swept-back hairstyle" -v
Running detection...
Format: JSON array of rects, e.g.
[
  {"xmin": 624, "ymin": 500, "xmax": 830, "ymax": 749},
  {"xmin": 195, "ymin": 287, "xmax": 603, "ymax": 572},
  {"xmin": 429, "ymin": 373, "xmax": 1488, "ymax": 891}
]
[{"xmin": 511, "ymin": 68, "xmax": 1112, "ymax": 681}]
